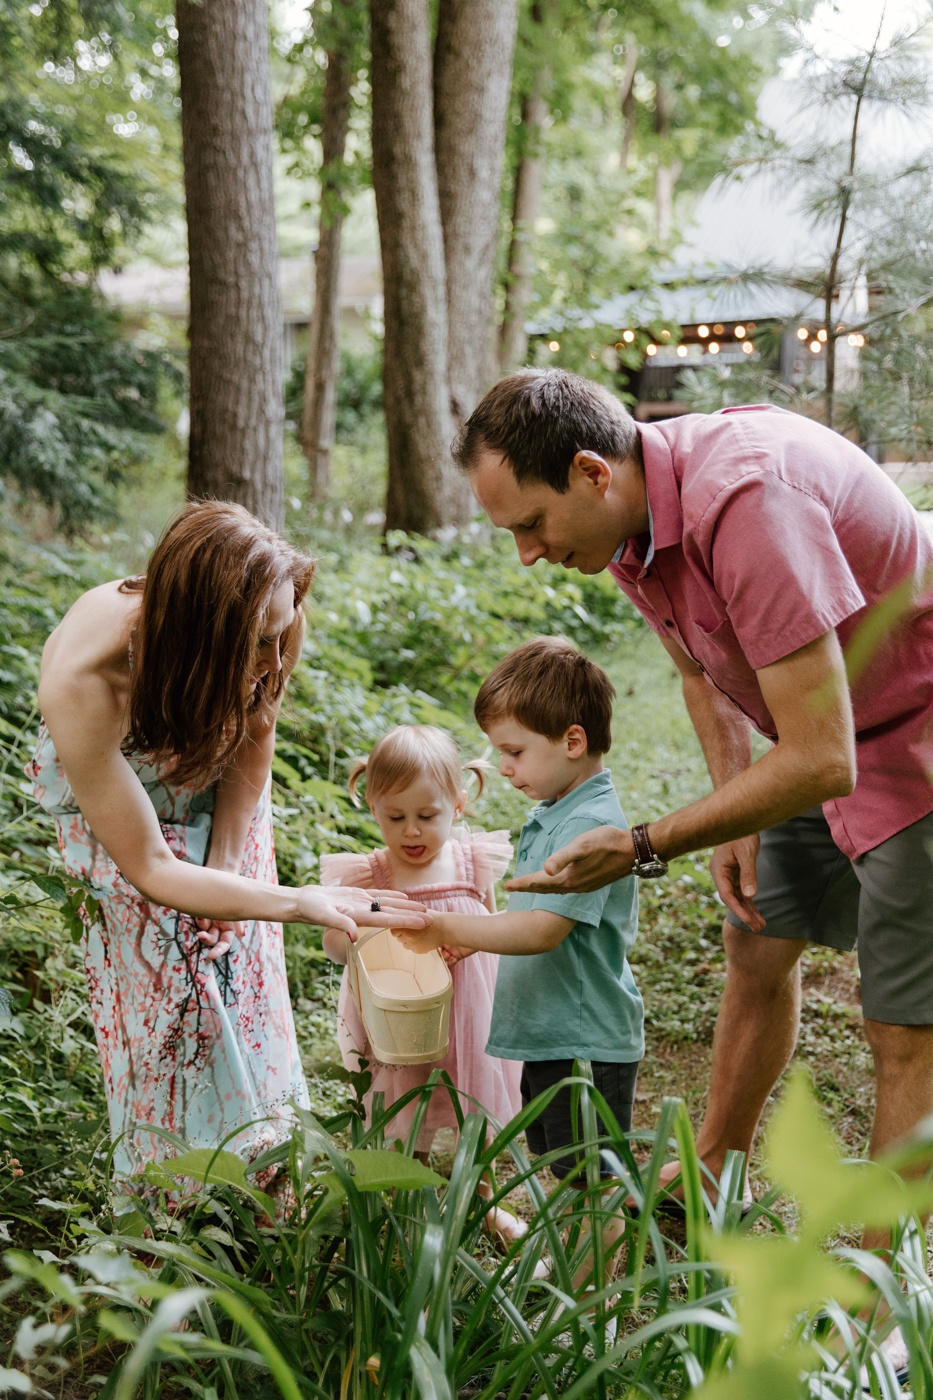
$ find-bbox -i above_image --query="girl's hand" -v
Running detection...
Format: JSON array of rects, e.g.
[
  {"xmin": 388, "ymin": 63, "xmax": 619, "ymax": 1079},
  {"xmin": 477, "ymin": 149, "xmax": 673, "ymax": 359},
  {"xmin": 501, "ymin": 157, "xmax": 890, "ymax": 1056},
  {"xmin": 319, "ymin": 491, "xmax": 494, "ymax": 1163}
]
[
  {"xmin": 295, "ymin": 886, "xmax": 430, "ymax": 937},
  {"xmin": 440, "ymin": 944, "xmax": 474, "ymax": 968},
  {"xmin": 393, "ymin": 925, "xmax": 444, "ymax": 954},
  {"xmin": 195, "ymin": 917, "xmax": 245, "ymax": 961}
]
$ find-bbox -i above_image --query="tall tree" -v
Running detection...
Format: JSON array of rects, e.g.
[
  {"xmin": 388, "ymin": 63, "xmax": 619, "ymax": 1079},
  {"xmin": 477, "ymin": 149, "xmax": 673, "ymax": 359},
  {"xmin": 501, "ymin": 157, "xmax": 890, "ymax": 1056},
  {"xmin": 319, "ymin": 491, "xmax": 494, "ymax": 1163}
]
[
  {"xmin": 370, "ymin": 0, "xmax": 453, "ymax": 534},
  {"xmin": 499, "ymin": 1, "xmax": 549, "ymax": 373},
  {"xmin": 434, "ymin": 0, "xmax": 519, "ymax": 425},
  {"xmin": 177, "ymin": 0, "xmax": 284, "ymax": 528},
  {"xmin": 371, "ymin": 0, "xmax": 517, "ymax": 532},
  {"xmin": 299, "ymin": 31, "xmax": 353, "ymax": 501}
]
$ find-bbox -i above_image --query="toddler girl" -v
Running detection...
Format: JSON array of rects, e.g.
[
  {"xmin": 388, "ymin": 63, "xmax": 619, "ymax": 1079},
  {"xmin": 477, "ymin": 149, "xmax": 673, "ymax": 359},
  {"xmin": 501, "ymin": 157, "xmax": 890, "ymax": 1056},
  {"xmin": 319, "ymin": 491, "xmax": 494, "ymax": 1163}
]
[{"xmin": 321, "ymin": 724, "xmax": 524, "ymax": 1243}]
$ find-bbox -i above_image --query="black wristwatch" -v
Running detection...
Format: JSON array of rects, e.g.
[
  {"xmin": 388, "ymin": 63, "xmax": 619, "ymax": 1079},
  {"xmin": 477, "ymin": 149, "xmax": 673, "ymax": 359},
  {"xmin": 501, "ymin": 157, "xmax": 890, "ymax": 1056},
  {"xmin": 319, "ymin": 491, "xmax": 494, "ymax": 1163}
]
[{"xmin": 630, "ymin": 823, "xmax": 669, "ymax": 879}]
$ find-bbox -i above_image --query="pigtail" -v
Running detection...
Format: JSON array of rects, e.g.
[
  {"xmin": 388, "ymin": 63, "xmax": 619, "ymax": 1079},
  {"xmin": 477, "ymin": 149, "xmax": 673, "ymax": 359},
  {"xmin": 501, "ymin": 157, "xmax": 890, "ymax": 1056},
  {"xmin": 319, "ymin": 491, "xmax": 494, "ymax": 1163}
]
[
  {"xmin": 462, "ymin": 757, "xmax": 492, "ymax": 806},
  {"xmin": 348, "ymin": 756, "xmax": 368, "ymax": 807}
]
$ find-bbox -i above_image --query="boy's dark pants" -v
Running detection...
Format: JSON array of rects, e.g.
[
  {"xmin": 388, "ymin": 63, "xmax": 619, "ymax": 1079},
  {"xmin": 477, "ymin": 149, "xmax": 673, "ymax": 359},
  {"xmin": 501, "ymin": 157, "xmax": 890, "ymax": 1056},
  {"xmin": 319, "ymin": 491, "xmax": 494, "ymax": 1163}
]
[{"xmin": 520, "ymin": 1059, "xmax": 640, "ymax": 1181}]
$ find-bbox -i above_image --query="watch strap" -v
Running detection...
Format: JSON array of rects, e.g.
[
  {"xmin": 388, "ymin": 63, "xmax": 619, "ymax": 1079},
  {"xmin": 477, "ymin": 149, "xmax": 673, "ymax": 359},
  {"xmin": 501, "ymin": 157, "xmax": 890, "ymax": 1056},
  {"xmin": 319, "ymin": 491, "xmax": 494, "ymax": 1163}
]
[{"xmin": 631, "ymin": 823, "xmax": 669, "ymax": 877}]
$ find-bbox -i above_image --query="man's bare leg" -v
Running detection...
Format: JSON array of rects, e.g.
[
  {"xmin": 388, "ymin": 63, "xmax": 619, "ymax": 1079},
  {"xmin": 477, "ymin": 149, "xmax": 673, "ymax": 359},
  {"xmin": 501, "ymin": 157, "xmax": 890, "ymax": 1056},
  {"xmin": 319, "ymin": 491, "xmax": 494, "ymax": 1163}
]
[
  {"xmin": 658, "ymin": 922, "xmax": 807, "ymax": 1197},
  {"xmin": 861, "ymin": 1018, "xmax": 933, "ymax": 1252}
]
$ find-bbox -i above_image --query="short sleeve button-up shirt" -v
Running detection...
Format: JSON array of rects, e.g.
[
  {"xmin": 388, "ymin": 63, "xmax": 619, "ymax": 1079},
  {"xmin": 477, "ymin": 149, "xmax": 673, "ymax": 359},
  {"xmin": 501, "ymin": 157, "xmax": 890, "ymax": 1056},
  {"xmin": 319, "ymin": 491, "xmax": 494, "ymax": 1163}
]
[{"xmin": 609, "ymin": 405, "xmax": 933, "ymax": 859}]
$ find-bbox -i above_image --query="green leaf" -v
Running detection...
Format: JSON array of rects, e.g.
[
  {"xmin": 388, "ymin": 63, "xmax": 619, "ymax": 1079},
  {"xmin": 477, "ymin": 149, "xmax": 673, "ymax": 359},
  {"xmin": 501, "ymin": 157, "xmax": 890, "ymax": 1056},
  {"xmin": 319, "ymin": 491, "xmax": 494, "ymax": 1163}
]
[
  {"xmin": 341, "ymin": 1148, "xmax": 446, "ymax": 1192},
  {"xmin": 148, "ymin": 1149, "xmax": 277, "ymax": 1219},
  {"xmin": 30, "ymin": 875, "xmax": 67, "ymax": 902}
]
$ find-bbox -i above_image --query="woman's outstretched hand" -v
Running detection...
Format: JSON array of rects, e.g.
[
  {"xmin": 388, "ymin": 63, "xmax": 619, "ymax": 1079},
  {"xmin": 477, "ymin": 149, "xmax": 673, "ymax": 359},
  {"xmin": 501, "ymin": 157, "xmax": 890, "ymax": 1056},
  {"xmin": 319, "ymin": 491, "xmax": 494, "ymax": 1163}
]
[
  {"xmin": 296, "ymin": 886, "xmax": 431, "ymax": 938},
  {"xmin": 504, "ymin": 825, "xmax": 634, "ymax": 894}
]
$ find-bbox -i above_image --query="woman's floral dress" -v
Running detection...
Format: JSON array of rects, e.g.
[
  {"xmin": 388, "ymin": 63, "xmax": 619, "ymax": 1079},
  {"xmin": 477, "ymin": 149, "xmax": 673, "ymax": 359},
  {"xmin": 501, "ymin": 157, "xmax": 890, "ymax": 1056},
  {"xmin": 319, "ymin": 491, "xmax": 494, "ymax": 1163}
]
[{"xmin": 27, "ymin": 724, "xmax": 309, "ymax": 1178}]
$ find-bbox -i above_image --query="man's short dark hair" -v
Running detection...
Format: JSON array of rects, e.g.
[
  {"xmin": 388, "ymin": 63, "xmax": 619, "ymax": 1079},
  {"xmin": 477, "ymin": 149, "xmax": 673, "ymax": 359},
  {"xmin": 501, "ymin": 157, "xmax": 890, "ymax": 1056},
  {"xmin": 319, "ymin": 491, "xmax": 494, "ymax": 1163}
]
[
  {"xmin": 452, "ymin": 368, "xmax": 638, "ymax": 493},
  {"xmin": 474, "ymin": 635, "xmax": 615, "ymax": 755}
]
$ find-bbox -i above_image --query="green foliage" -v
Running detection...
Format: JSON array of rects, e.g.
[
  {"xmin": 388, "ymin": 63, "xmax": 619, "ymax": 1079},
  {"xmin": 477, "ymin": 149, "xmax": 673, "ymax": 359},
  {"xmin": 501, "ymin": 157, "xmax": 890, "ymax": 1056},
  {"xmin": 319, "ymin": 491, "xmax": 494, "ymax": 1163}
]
[
  {"xmin": 0, "ymin": 0, "xmax": 178, "ymax": 528},
  {"xmin": 284, "ymin": 340, "xmax": 383, "ymax": 444}
]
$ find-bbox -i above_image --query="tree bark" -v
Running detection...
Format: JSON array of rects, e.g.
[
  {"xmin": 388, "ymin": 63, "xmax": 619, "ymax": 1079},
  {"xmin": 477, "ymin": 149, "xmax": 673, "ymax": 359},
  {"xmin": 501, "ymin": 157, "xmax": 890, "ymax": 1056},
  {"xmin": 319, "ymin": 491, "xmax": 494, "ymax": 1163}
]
[
  {"xmin": 300, "ymin": 44, "xmax": 352, "ymax": 501},
  {"xmin": 370, "ymin": 0, "xmax": 455, "ymax": 533},
  {"xmin": 434, "ymin": 0, "xmax": 518, "ymax": 429},
  {"xmin": 620, "ymin": 35, "xmax": 638, "ymax": 170},
  {"xmin": 498, "ymin": 81, "xmax": 549, "ymax": 373},
  {"xmin": 177, "ymin": 0, "xmax": 284, "ymax": 529},
  {"xmin": 653, "ymin": 75, "xmax": 680, "ymax": 243}
]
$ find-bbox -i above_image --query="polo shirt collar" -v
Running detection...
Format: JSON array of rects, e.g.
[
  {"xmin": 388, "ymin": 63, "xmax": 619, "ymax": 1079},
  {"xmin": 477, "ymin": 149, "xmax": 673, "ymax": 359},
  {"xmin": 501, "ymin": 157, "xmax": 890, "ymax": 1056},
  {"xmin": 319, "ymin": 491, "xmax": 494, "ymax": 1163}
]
[
  {"xmin": 609, "ymin": 424, "xmax": 683, "ymax": 569},
  {"xmin": 525, "ymin": 769, "xmax": 614, "ymax": 834}
]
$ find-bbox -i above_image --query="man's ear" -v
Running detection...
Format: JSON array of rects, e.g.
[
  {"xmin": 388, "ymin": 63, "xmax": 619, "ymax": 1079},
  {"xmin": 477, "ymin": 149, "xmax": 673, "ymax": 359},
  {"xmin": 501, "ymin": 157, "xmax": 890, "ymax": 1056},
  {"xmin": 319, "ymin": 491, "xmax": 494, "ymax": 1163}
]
[
  {"xmin": 565, "ymin": 724, "xmax": 589, "ymax": 758},
  {"xmin": 570, "ymin": 450, "xmax": 612, "ymax": 496}
]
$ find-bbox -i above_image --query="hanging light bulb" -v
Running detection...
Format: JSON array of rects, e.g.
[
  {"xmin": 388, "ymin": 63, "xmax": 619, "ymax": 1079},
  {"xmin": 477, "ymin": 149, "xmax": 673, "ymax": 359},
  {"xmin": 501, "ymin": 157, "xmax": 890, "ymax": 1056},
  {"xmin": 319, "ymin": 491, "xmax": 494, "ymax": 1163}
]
[
  {"xmin": 676, "ymin": 344, "xmax": 688, "ymax": 357},
  {"xmin": 735, "ymin": 324, "xmax": 746, "ymax": 338},
  {"xmin": 810, "ymin": 341, "xmax": 821, "ymax": 353},
  {"xmin": 796, "ymin": 326, "xmax": 808, "ymax": 341},
  {"xmin": 742, "ymin": 341, "xmax": 754, "ymax": 354},
  {"xmin": 623, "ymin": 329, "xmax": 635, "ymax": 342},
  {"xmin": 698, "ymin": 324, "xmax": 709, "ymax": 338},
  {"xmin": 646, "ymin": 343, "xmax": 657, "ymax": 356},
  {"xmin": 709, "ymin": 341, "xmax": 720, "ymax": 354}
]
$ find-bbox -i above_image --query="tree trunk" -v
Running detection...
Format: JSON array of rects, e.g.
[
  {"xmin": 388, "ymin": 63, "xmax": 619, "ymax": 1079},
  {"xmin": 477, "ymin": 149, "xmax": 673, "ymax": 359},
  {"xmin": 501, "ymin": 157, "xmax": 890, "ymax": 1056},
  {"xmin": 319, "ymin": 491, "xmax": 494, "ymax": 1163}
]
[
  {"xmin": 300, "ymin": 44, "xmax": 352, "ymax": 501},
  {"xmin": 371, "ymin": 0, "xmax": 456, "ymax": 533},
  {"xmin": 434, "ymin": 0, "xmax": 518, "ymax": 431},
  {"xmin": 177, "ymin": 0, "xmax": 284, "ymax": 529},
  {"xmin": 620, "ymin": 35, "xmax": 637, "ymax": 170},
  {"xmin": 654, "ymin": 76, "xmax": 680, "ymax": 243},
  {"xmin": 499, "ymin": 4, "xmax": 548, "ymax": 374}
]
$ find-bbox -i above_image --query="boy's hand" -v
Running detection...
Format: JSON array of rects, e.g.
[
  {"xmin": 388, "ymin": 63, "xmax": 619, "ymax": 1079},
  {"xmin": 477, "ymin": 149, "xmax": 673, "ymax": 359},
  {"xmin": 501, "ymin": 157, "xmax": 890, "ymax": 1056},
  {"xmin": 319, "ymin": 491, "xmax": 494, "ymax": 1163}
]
[
  {"xmin": 505, "ymin": 825, "xmax": 633, "ymax": 894},
  {"xmin": 440, "ymin": 944, "xmax": 474, "ymax": 968}
]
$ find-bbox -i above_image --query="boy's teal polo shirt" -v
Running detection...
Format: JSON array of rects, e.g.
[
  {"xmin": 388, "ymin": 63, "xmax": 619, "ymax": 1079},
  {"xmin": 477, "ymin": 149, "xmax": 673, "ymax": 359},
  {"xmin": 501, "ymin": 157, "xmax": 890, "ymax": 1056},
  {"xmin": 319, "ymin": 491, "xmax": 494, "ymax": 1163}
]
[{"xmin": 486, "ymin": 769, "xmax": 644, "ymax": 1064}]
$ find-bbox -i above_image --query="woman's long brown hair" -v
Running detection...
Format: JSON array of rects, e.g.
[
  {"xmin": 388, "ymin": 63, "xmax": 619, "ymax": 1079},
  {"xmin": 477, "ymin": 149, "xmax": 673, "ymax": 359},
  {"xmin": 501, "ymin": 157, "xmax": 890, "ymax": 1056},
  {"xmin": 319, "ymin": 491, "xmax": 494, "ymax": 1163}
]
[{"xmin": 120, "ymin": 501, "xmax": 315, "ymax": 788}]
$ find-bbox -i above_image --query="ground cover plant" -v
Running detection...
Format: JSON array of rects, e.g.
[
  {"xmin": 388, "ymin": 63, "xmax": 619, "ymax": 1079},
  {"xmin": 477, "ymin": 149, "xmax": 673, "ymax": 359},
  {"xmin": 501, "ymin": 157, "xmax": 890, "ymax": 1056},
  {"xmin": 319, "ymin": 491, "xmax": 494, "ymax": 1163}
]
[{"xmin": 0, "ymin": 519, "xmax": 930, "ymax": 1397}]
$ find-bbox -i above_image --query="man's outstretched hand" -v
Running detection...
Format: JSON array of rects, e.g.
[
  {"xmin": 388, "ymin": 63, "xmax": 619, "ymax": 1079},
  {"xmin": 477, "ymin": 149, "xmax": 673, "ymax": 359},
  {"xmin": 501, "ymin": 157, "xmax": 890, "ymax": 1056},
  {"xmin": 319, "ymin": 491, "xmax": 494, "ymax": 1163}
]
[{"xmin": 504, "ymin": 825, "xmax": 634, "ymax": 895}]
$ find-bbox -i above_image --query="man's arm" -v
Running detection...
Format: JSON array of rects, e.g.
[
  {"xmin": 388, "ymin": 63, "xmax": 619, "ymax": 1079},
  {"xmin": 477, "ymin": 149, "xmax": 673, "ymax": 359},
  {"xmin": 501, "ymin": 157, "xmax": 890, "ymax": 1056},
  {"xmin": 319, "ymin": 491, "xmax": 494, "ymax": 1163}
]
[
  {"xmin": 395, "ymin": 908, "xmax": 575, "ymax": 956},
  {"xmin": 506, "ymin": 630, "xmax": 856, "ymax": 905},
  {"xmin": 661, "ymin": 639, "xmax": 763, "ymax": 928}
]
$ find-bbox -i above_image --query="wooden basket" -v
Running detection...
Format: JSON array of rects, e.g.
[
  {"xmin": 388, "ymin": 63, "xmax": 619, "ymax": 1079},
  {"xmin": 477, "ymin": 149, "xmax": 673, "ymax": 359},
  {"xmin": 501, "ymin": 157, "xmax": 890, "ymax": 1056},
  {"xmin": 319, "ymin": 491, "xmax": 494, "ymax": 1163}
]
[{"xmin": 347, "ymin": 928, "xmax": 454, "ymax": 1066}]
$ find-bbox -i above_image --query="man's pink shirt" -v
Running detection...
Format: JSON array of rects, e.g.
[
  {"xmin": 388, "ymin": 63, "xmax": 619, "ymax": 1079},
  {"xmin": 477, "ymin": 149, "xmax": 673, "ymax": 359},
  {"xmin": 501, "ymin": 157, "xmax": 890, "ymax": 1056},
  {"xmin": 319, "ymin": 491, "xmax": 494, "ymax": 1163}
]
[{"xmin": 608, "ymin": 405, "xmax": 933, "ymax": 859}]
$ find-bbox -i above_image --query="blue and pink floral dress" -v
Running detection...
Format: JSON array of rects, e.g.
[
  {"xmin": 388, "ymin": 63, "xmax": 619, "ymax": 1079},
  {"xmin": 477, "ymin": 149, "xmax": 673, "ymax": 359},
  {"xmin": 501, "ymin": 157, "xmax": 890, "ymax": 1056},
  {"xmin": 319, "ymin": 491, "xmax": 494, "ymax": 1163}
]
[{"xmin": 27, "ymin": 724, "xmax": 309, "ymax": 1178}]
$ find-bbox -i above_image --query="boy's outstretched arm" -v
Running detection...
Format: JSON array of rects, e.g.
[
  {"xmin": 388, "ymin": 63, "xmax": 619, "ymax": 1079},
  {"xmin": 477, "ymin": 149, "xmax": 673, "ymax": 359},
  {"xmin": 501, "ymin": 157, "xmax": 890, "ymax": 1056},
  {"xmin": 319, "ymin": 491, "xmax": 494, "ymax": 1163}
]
[{"xmin": 394, "ymin": 908, "xmax": 574, "ymax": 956}]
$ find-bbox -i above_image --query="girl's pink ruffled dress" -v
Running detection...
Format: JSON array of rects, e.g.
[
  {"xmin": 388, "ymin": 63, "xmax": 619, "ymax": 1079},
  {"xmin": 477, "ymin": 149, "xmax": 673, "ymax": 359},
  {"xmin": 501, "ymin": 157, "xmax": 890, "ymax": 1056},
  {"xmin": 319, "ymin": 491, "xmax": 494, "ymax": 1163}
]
[{"xmin": 321, "ymin": 829, "xmax": 522, "ymax": 1152}]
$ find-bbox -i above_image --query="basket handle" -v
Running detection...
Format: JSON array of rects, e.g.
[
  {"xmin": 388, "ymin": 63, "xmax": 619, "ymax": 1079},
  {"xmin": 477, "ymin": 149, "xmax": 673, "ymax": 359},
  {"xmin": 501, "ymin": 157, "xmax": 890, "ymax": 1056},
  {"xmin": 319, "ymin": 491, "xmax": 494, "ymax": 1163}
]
[{"xmin": 346, "ymin": 925, "xmax": 384, "ymax": 1010}]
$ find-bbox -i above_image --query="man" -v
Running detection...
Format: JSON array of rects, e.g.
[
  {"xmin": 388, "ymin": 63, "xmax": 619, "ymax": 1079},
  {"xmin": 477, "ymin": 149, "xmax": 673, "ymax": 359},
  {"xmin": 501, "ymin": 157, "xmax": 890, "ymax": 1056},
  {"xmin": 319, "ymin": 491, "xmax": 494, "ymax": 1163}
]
[{"xmin": 453, "ymin": 366, "xmax": 933, "ymax": 1202}]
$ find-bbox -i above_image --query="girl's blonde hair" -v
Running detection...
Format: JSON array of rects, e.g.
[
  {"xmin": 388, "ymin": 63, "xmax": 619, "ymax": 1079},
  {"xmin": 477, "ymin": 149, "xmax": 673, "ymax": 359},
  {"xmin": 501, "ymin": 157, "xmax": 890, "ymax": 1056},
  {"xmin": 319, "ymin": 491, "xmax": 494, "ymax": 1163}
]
[{"xmin": 348, "ymin": 725, "xmax": 487, "ymax": 807}]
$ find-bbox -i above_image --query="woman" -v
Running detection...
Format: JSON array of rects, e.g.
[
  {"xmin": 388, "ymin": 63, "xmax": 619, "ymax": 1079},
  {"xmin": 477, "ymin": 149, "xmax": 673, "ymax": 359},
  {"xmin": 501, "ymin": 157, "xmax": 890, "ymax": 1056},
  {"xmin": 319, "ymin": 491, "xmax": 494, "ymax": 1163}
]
[{"xmin": 28, "ymin": 501, "xmax": 427, "ymax": 1176}]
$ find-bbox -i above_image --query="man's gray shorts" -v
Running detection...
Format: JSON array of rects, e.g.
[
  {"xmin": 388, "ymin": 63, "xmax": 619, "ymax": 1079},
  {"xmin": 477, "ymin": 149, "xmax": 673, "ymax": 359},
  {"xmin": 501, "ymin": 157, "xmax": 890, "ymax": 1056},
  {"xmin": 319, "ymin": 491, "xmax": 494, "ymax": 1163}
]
[{"xmin": 726, "ymin": 806, "xmax": 933, "ymax": 1025}]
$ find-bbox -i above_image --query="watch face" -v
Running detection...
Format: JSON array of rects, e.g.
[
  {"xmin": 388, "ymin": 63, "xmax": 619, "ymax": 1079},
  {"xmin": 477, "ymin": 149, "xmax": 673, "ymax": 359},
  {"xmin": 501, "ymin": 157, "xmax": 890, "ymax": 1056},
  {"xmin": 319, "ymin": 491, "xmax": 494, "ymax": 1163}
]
[{"xmin": 635, "ymin": 858, "xmax": 668, "ymax": 878}]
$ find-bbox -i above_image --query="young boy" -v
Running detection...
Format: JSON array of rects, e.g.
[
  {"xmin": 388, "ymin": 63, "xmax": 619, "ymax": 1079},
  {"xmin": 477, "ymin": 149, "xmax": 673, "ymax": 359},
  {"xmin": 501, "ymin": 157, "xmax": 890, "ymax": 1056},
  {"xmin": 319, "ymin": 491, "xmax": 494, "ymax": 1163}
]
[{"xmin": 394, "ymin": 635, "xmax": 643, "ymax": 1201}]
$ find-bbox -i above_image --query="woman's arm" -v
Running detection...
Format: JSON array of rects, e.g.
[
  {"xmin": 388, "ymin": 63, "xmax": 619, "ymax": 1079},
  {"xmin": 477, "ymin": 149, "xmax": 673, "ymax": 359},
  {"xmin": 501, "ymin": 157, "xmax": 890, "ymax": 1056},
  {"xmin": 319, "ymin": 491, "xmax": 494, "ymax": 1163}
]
[
  {"xmin": 39, "ymin": 661, "xmax": 427, "ymax": 937},
  {"xmin": 396, "ymin": 908, "xmax": 574, "ymax": 956}
]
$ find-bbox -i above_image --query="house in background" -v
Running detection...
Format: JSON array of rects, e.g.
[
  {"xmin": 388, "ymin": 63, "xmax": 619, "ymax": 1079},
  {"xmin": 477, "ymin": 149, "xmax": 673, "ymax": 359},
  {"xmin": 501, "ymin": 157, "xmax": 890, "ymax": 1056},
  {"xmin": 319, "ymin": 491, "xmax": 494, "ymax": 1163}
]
[{"xmin": 98, "ymin": 254, "xmax": 384, "ymax": 368}]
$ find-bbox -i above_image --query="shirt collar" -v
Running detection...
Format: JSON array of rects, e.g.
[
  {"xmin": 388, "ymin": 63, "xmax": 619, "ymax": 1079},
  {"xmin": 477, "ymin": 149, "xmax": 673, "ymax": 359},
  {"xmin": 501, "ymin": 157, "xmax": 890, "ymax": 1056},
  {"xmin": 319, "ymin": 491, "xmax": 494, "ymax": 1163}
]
[
  {"xmin": 524, "ymin": 769, "xmax": 614, "ymax": 834},
  {"xmin": 611, "ymin": 423, "xmax": 684, "ymax": 574}
]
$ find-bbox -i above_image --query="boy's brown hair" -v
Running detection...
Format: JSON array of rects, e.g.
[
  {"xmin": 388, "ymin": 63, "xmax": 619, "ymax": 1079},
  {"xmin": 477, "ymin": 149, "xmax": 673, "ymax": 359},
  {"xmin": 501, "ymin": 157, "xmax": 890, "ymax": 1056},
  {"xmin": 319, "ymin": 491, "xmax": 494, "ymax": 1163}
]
[{"xmin": 474, "ymin": 636, "xmax": 615, "ymax": 755}]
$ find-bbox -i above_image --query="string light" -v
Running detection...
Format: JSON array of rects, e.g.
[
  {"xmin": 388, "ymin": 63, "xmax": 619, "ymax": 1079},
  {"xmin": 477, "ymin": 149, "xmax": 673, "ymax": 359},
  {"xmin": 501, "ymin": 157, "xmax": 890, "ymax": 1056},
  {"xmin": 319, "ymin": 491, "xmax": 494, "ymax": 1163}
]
[
  {"xmin": 622, "ymin": 329, "xmax": 635, "ymax": 342},
  {"xmin": 660, "ymin": 329, "xmax": 671, "ymax": 340},
  {"xmin": 676, "ymin": 344, "xmax": 688, "ymax": 357},
  {"xmin": 698, "ymin": 324, "xmax": 709, "ymax": 338},
  {"xmin": 548, "ymin": 340, "xmax": 560, "ymax": 352},
  {"xmin": 855, "ymin": 333, "xmax": 865, "ymax": 347},
  {"xmin": 742, "ymin": 341, "xmax": 754, "ymax": 354},
  {"xmin": 810, "ymin": 341, "xmax": 821, "ymax": 353},
  {"xmin": 734, "ymin": 324, "xmax": 746, "ymax": 338},
  {"xmin": 817, "ymin": 329, "xmax": 828, "ymax": 343},
  {"xmin": 646, "ymin": 343, "xmax": 657, "ymax": 356},
  {"xmin": 796, "ymin": 326, "xmax": 808, "ymax": 341},
  {"xmin": 713, "ymin": 323, "xmax": 724, "ymax": 335},
  {"xmin": 709, "ymin": 341, "xmax": 720, "ymax": 354}
]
